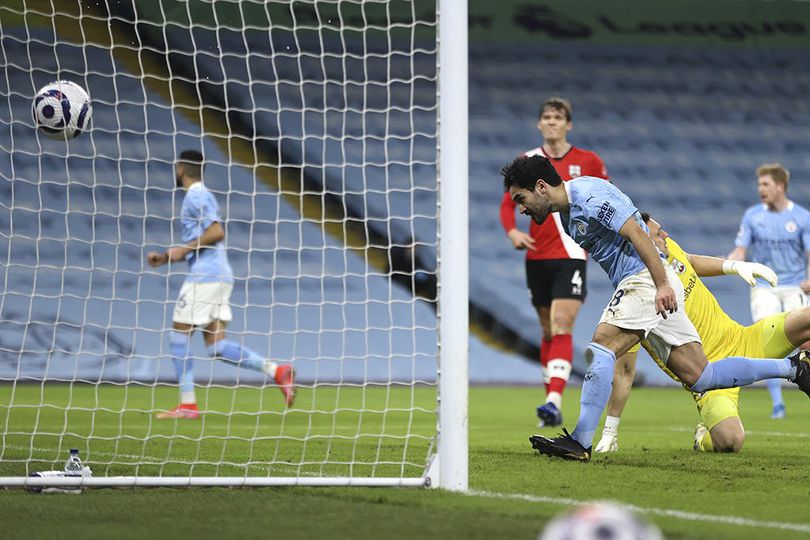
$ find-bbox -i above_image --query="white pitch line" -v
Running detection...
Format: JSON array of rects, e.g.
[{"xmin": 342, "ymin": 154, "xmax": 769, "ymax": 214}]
[
  {"xmin": 1, "ymin": 445, "xmax": 330, "ymax": 477},
  {"xmin": 5, "ymin": 444, "xmax": 809, "ymax": 532},
  {"xmin": 468, "ymin": 490, "xmax": 810, "ymax": 533},
  {"xmin": 3, "ymin": 444, "xmax": 170, "ymax": 464},
  {"xmin": 670, "ymin": 426, "xmax": 810, "ymax": 438}
]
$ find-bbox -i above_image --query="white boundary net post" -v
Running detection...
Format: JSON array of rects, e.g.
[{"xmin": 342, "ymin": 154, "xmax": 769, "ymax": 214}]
[
  {"xmin": 0, "ymin": 0, "xmax": 467, "ymax": 488},
  {"xmin": 436, "ymin": 0, "xmax": 469, "ymax": 491}
]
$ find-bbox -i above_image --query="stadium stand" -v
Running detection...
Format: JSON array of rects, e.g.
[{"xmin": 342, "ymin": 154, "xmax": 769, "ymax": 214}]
[
  {"xmin": 470, "ymin": 43, "xmax": 810, "ymax": 382},
  {"xmin": 0, "ymin": 27, "xmax": 540, "ymax": 385},
  {"xmin": 7, "ymin": 19, "xmax": 810, "ymax": 385},
  {"xmin": 146, "ymin": 32, "xmax": 810, "ymax": 382}
]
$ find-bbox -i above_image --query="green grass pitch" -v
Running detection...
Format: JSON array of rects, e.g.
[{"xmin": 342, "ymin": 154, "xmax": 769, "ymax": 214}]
[{"xmin": 1, "ymin": 383, "xmax": 809, "ymax": 539}]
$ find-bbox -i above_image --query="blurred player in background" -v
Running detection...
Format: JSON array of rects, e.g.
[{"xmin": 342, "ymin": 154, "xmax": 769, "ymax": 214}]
[
  {"xmin": 499, "ymin": 97, "xmax": 608, "ymax": 427},
  {"xmin": 500, "ymin": 154, "xmax": 810, "ymax": 462},
  {"xmin": 147, "ymin": 150, "xmax": 295, "ymax": 418},
  {"xmin": 594, "ymin": 214, "xmax": 809, "ymax": 454},
  {"xmin": 728, "ymin": 163, "xmax": 810, "ymax": 420}
]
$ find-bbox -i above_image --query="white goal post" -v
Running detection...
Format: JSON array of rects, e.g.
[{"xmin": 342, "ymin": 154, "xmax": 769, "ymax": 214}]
[{"xmin": 0, "ymin": 0, "xmax": 467, "ymax": 489}]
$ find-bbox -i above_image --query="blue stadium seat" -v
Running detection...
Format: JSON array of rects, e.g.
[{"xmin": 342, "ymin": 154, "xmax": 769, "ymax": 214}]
[{"xmin": 0, "ymin": 26, "xmax": 535, "ymax": 386}]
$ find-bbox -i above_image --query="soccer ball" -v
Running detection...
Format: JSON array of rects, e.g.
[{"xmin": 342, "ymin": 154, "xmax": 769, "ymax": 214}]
[
  {"xmin": 539, "ymin": 502, "xmax": 663, "ymax": 540},
  {"xmin": 32, "ymin": 80, "xmax": 92, "ymax": 140}
]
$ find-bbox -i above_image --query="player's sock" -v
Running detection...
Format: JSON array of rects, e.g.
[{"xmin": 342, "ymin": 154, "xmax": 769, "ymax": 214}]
[
  {"xmin": 603, "ymin": 415, "xmax": 620, "ymax": 432},
  {"xmin": 170, "ymin": 331, "xmax": 195, "ymax": 404},
  {"xmin": 547, "ymin": 334, "xmax": 573, "ymax": 404},
  {"xmin": 541, "ymin": 337, "xmax": 552, "ymax": 394},
  {"xmin": 766, "ymin": 378, "xmax": 784, "ymax": 407},
  {"xmin": 208, "ymin": 339, "xmax": 265, "ymax": 372},
  {"xmin": 570, "ymin": 343, "xmax": 615, "ymax": 449},
  {"xmin": 690, "ymin": 356, "xmax": 795, "ymax": 393},
  {"xmin": 595, "ymin": 415, "xmax": 621, "ymax": 452}
]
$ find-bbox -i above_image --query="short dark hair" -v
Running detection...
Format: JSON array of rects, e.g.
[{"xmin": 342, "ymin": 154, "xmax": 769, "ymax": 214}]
[
  {"xmin": 539, "ymin": 97, "xmax": 572, "ymax": 122},
  {"xmin": 640, "ymin": 211, "xmax": 651, "ymax": 223},
  {"xmin": 178, "ymin": 150, "xmax": 204, "ymax": 179},
  {"xmin": 501, "ymin": 155, "xmax": 562, "ymax": 192}
]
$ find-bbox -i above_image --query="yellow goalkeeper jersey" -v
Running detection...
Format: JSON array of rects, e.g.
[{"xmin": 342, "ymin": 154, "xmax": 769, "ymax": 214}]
[
  {"xmin": 662, "ymin": 238, "xmax": 745, "ymax": 360},
  {"xmin": 644, "ymin": 237, "xmax": 793, "ymax": 397}
]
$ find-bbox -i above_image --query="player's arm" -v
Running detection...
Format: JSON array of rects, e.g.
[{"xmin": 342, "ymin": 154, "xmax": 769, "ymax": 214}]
[
  {"xmin": 500, "ymin": 191, "xmax": 535, "ymax": 250},
  {"xmin": 686, "ymin": 253, "xmax": 777, "ymax": 287},
  {"xmin": 728, "ymin": 211, "xmax": 751, "ymax": 261},
  {"xmin": 147, "ymin": 222, "xmax": 225, "ymax": 267},
  {"xmin": 619, "ymin": 217, "xmax": 676, "ymax": 317},
  {"xmin": 802, "ymin": 251, "xmax": 810, "ymax": 293},
  {"xmin": 171, "ymin": 221, "xmax": 225, "ymax": 260},
  {"xmin": 726, "ymin": 246, "xmax": 746, "ymax": 261}
]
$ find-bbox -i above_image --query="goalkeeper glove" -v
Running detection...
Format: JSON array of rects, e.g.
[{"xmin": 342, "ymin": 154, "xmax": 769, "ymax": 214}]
[{"xmin": 722, "ymin": 260, "xmax": 778, "ymax": 287}]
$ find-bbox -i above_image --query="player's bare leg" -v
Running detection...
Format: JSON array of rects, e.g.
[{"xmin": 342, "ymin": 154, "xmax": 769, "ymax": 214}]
[
  {"xmin": 783, "ymin": 307, "xmax": 810, "ymax": 346},
  {"xmin": 537, "ymin": 304, "xmax": 552, "ymax": 391},
  {"xmin": 535, "ymin": 305, "xmax": 553, "ymax": 425},
  {"xmin": 694, "ymin": 416, "xmax": 744, "ymax": 453}
]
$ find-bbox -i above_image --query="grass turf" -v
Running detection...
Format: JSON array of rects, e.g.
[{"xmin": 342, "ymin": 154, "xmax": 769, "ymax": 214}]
[{"xmin": 1, "ymin": 383, "xmax": 809, "ymax": 539}]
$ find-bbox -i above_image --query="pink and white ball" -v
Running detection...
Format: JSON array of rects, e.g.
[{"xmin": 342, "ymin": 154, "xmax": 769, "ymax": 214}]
[{"xmin": 32, "ymin": 80, "xmax": 92, "ymax": 140}]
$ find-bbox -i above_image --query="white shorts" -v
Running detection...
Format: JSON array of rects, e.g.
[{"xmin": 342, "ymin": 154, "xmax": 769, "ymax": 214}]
[
  {"xmin": 599, "ymin": 267, "xmax": 700, "ymax": 363},
  {"xmin": 173, "ymin": 281, "xmax": 233, "ymax": 326},
  {"xmin": 750, "ymin": 285, "xmax": 807, "ymax": 322}
]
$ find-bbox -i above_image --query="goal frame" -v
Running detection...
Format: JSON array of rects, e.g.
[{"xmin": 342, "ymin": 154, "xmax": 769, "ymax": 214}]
[{"xmin": 2, "ymin": 0, "xmax": 468, "ymax": 492}]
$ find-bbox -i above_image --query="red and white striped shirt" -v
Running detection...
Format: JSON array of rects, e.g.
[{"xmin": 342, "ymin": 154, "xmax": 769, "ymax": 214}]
[{"xmin": 500, "ymin": 145, "xmax": 608, "ymax": 260}]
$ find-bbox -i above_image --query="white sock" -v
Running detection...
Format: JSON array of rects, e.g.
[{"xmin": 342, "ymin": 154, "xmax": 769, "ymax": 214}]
[
  {"xmin": 603, "ymin": 415, "xmax": 621, "ymax": 433},
  {"xmin": 546, "ymin": 391, "xmax": 562, "ymax": 409},
  {"xmin": 263, "ymin": 360, "xmax": 278, "ymax": 378},
  {"xmin": 181, "ymin": 391, "xmax": 196, "ymax": 405}
]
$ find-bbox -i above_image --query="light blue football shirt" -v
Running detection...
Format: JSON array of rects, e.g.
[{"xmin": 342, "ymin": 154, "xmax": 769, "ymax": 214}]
[
  {"xmin": 735, "ymin": 201, "xmax": 810, "ymax": 287},
  {"xmin": 560, "ymin": 176, "xmax": 647, "ymax": 288},
  {"xmin": 180, "ymin": 182, "xmax": 233, "ymax": 283}
]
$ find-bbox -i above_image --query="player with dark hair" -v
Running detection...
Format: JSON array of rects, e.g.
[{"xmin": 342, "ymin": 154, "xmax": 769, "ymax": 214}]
[
  {"xmin": 499, "ymin": 97, "xmax": 608, "ymax": 427},
  {"xmin": 500, "ymin": 154, "xmax": 810, "ymax": 462},
  {"xmin": 146, "ymin": 150, "xmax": 295, "ymax": 418},
  {"xmin": 727, "ymin": 163, "xmax": 810, "ymax": 420}
]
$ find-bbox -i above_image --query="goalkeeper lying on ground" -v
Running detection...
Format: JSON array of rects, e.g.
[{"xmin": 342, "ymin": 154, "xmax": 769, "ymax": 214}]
[{"xmin": 596, "ymin": 213, "xmax": 810, "ymax": 453}]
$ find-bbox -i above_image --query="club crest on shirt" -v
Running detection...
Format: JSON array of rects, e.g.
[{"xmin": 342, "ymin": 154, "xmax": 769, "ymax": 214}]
[
  {"xmin": 568, "ymin": 165, "xmax": 582, "ymax": 178},
  {"xmin": 786, "ymin": 220, "xmax": 797, "ymax": 233},
  {"xmin": 670, "ymin": 258, "xmax": 686, "ymax": 274}
]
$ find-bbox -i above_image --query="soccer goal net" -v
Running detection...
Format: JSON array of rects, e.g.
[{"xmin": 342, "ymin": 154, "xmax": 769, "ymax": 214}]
[{"xmin": 0, "ymin": 0, "xmax": 467, "ymax": 489}]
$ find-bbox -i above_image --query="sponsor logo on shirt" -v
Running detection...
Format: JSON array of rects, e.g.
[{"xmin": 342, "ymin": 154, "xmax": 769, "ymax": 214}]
[
  {"xmin": 596, "ymin": 201, "xmax": 615, "ymax": 225},
  {"xmin": 682, "ymin": 272, "xmax": 698, "ymax": 301}
]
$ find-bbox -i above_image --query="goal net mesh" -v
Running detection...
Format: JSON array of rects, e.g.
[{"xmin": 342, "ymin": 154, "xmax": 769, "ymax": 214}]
[{"xmin": 0, "ymin": 0, "xmax": 441, "ymax": 483}]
